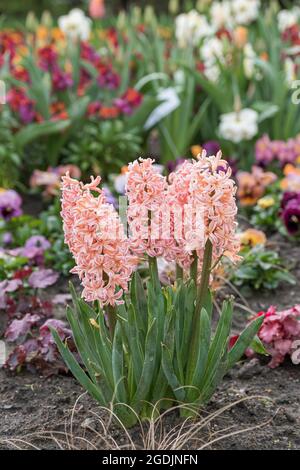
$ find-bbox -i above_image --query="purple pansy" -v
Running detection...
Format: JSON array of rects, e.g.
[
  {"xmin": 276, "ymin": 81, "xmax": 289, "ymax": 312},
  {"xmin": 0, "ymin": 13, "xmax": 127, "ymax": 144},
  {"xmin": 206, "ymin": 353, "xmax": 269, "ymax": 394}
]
[
  {"xmin": 0, "ymin": 190, "xmax": 22, "ymax": 220},
  {"xmin": 28, "ymin": 269, "xmax": 59, "ymax": 289},
  {"xmin": 5, "ymin": 313, "xmax": 40, "ymax": 342},
  {"xmin": 202, "ymin": 140, "xmax": 221, "ymax": 156},
  {"xmin": 19, "ymin": 235, "xmax": 51, "ymax": 266},
  {"xmin": 39, "ymin": 319, "xmax": 72, "ymax": 362},
  {"xmin": 281, "ymin": 192, "xmax": 300, "ymax": 235}
]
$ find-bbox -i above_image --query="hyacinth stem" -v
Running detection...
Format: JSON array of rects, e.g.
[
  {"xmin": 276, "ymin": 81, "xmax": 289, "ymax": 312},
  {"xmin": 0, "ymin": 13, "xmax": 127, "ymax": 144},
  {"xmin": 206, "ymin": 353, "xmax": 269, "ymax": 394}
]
[
  {"xmin": 190, "ymin": 251, "xmax": 198, "ymax": 285},
  {"xmin": 195, "ymin": 239, "xmax": 213, "ymax": 317},
  {"xmin": 176, "ymin": 264, "xmax": 183, "ymax": 280},
  {"xmin": 148, "ymin": 254, "xmax": 159, "ymax": 286},
  {"xmin": 186, "ymin": 240, "xmax": 213, "ymax": 388},
  {"xmin": 107, "ymin": 305, "xmax": 117, "ymax": 339}
]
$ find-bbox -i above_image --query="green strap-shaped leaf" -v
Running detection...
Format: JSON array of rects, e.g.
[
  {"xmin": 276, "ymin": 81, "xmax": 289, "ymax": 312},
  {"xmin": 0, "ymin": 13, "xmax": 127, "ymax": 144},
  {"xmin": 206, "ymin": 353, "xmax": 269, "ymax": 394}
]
[
  {"xmin": 181, "ymin": 281, "xmax": 196, "ymax": 369},
  {"xmin": 130, "ymin": 271, "xmax": 148, "ymax": 336},
  {"xmin": 227, "ymin": 315, "xmax": 265, "ymax": 370},
  {"xmin": 161, "ymin": 343, "xmax": 185, "ymax": 402},
  {"xmin": 112, "ymin": 322, "xmax": 128, "ymax": 404},
  {"xmin": 15, "ymin": 120, "xmax": 70, "ymax": 150},
  {"xmin": 198, "ymin": 300, "xmax": 233, "ymax": 395},
  {"xmin": 250, "ymin": 335, "xmax": 269, "ymax": 356},
  {"xmin": 186, "ymin": 308, "xmax": 211, "ymax": 402},
  {"xmin": 51, "ymin": 328, "xmax": 105, "ymax": 404},
  {"xmin": 126, "ymin": 303, "xmax": 145, "ymax": 388},
  {"xmin": 132, "ymin": 318, "xmax": 158, "ymax": 407},
  {"xmin": 65, "ymin": 307, "xmax": 113, "ymax": 402},
  {"xmin": 161, "ymin": 312, "xmax": 185, "ymax": 402},
  {"xmin": 69, "ymin": 284, "xmax": 115, "ymax": 391},
  {"xmin": 174, "ymin": 283, "xmax": 185, "ymax": 382},
  {"xmin": 199, "ymin": 352, "xmax": 228, "ymax": 405}
]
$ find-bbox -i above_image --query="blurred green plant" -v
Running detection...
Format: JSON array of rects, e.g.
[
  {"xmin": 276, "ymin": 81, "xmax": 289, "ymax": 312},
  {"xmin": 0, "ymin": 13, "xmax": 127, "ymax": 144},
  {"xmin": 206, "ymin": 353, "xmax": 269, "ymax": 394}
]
[
  {"xmin": 0, "ymin": 109, "xmax": 21, "ymax": 188},
  {"xmin": 63, "ymin": 118, "xmax": 143, "ymax": 177},
  {"xmin": 231, "ymin": 244, "xmax": 295, "ymax": 291}
]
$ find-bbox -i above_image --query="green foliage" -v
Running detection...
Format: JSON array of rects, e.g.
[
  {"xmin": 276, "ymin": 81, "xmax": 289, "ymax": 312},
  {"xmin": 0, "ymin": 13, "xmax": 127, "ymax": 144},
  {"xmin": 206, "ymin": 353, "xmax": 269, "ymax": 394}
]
[
  {"xmin": 250, "ymin": 200, "xmax": 282, "ymax": 233},
  {"xmin": 0, "ymin": 200, "xmax": 73, "ymax": 276},
  {"xmin": 63, "ymin": 118, "xmax": 143, "ymax": 177},
  {"xmin": 0, "ymin": 110, "xmax": 21, "ymax": 188},
  {"xmin": 231, "ymin": 245, "xmax": 296, "ymax": 291},
  {"xmin": 52, "ymin": 254, "xmax": 262, "ymax": 427},
  {"xmin": 40, "ymin": 200, "xmax": 74, "ymax": 276}
]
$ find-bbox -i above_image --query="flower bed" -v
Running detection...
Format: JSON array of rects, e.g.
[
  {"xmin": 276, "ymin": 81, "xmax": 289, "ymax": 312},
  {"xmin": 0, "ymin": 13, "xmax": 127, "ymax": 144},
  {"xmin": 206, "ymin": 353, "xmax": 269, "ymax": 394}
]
[{"xmin": 0, "ymin": 0, "xmax": 300, "ymax": 450}]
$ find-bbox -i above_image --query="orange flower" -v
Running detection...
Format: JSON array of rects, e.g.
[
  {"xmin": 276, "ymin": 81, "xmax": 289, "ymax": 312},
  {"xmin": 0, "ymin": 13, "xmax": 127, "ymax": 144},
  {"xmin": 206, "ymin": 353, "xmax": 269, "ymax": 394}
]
[
  {"xmin": 233, "ymin": 26, "xmax": 248, "ymax": 48},
  {"xmin": 239, "ymin": 229, "xmax": 267, "ymax": 247},
  {"xmin": 280, "ymin": 164, "xmax": 300, "ymax": 191},
  {"xmin": 99, "ymin": 106, "xmax": 120, "ymax": 119},
  {"xmin": 190, "ymin": 145, "xmax": 202, "ymax": 158},
  {"xmin": 237, "ymin": 166, "xmax": 277, "ymax": 206},
  {"xmin": 36, "ymin": 26, "xmax": 49, "ymax": 42},
  {"xmin": 50, "ymin": 101, "xmax": 66, "ymax": 114},
  {"xmin": 260, "ymin": 52, "xmax": 268, "ymax": 61},
  {"xmin": 51, "ymin": 27, "xmax": 65, "ymax": 42}
]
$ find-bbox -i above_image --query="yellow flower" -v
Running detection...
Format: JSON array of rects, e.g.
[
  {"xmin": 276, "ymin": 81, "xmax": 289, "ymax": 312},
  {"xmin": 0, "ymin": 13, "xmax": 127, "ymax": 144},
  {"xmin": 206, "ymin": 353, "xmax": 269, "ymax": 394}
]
[
  {"xmin": 89, "ymin": 318, "xmax": 100, "ymax": 329},
  {"xmin": 239, "ymin": 229, "xmax": 267, "ymax": 247},
  {"xmin": 190, "ymin": 145, "xmax": 202, "ymax": 158},
  {"xmin": 257, "ymin": 196, "xmax": 275, "ymax": 209},
  {"xmin": 158, "ymin": 26, "xmax": 172, "ymax": 40}
]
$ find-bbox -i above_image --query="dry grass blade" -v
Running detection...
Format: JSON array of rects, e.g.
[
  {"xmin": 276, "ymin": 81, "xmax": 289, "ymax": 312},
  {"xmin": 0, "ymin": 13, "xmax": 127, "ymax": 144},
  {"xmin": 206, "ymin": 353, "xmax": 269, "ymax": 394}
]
[{"xmin": 0, "ymin": 394, "xmax": 276, "ymax": 450}]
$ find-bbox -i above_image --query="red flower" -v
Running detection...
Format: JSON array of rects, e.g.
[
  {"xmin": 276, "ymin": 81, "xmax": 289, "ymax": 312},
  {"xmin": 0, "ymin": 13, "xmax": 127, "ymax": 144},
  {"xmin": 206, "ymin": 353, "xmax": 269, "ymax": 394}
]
[
  {"xmin": 87, "ymin": 101, "xmax": 102, "ymax": 116},
  {"xmin": 216, "ymin": 28, "xmax": 232, "ymax": 41},
  {"xmin": 38, "ymin": 45, "xmax": 58, "ymax": 71},
  {"xmin": 229, "ymin": 335, "xmax": 239, "ymax": 349},
  {"xmin": 99, "ymin": 106, "xmax": 120, "ymax": 119},
  {"xmin": 13, "ymin": 267, "xmax": 33, "ymax": 280}
]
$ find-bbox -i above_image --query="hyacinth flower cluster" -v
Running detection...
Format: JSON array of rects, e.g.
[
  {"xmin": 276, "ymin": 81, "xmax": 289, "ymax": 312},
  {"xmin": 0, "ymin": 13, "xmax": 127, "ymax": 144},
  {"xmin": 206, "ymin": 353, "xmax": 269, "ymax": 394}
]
[{"xmin": 53, "ymin": 151, "xmax": 264, "ymax": 427}]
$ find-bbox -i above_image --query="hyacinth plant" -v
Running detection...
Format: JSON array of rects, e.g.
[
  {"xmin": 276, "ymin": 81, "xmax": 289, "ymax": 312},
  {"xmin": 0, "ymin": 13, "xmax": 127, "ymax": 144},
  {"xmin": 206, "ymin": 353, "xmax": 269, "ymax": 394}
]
[{"xmin": 52, "ymin": 152, "xmax": 264, "ymax": 427}]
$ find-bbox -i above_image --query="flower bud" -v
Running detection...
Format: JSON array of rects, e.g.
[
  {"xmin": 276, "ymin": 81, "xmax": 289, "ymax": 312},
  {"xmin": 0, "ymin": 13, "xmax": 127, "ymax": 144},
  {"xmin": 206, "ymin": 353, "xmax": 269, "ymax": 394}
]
[
  {"xmin": 233, "ymin": 26, "xmax": 248, "ymax": 48},
  {"xmin": 25, "ymin": 11, "xmax": 39, "ymax": 33},
  {"xmin": 41, "ymin": 10, "xmax": 53, "ymax": 29}
]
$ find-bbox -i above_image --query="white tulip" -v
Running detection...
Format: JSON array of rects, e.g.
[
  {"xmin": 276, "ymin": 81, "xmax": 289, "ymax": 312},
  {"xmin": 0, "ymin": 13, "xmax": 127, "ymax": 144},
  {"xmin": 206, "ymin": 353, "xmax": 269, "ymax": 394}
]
[
  {"xmin": 201, "ymin": 37, "xmax": 224, "ymax": 65},
  {"xmin": 200, "ymin": 37, "xmax": 224, "ymax": 82},
  {"xmin": 243, "ymin": 43, "xmax": 256, "ymax": 79},
  {"xmin": 58, "ymin": 8, "xmax": 91, "ymax": 41},
  {"xmin": 284, "ymin": 58, "xmax": 296, "ymax": 86},
  {"xmin": 219, "ymin": 108, "xmax": 258, "ymax": 143},
  {"xmin": 231, "ymin": 0, "xmax": 260, "ymax": 26},
  {"xmin": 277, "ymin": 8, "xmax": 300, "ymax": 33},
  {"xmin": 210, "ymin": 1, "xmax": 233, "ymax": 30},
  {"xmin": 175, "ymin": 10, "xmax": 213, "ymax": 48}
]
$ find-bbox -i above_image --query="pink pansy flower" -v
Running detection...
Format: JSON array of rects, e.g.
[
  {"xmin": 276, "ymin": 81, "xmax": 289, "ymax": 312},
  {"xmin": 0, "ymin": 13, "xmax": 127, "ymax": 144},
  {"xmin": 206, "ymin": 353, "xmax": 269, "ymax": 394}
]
[{"xmin": 255, "ymin": 305, "xmax": 300, "ymax": 368}]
